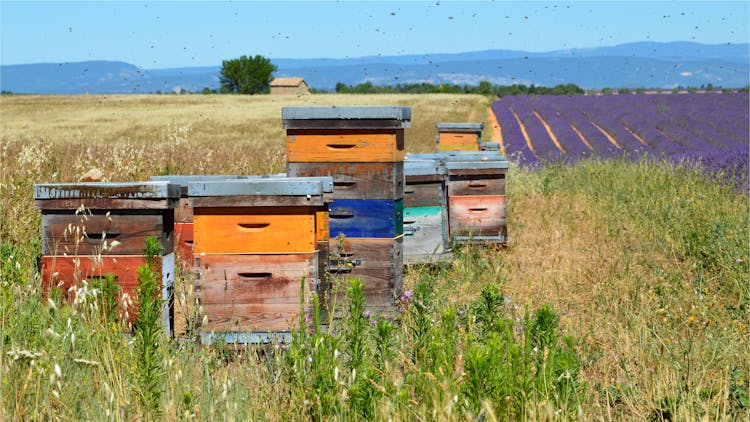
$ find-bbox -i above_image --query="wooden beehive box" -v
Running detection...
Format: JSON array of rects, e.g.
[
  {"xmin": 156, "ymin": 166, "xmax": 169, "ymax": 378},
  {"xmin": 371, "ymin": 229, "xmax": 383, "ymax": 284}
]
[
  {"xmin": 286, "ymin": 162, "xmax": 404, "ymax": 200},
  {"xmin": 403, "ymin": 156, "xmax": 450, "ymax": 264},
  {"xmin": 187, "ymin": 177, "xmax": 333, "ymax": 344},
  {"xmin": 443, "ymin": 152, "xmax": 509, "ymax": 244},
  {"xmin": 283, "ymin": 106, "xmax": 411, "ymax": 163},
  {"xmin": 328, "ymin": 236, "xmax": 404, "ymax": 312},
  {"xmin": 35, "ymin": 181, "xmax": 179, "ymax": 335},
  {"xmin": 150, "ymin": 175, "xmax": 243, "ymax": 263},
  {"xmin": 436, "ymin": 122, "xmax": 484, "ymax": 151}
]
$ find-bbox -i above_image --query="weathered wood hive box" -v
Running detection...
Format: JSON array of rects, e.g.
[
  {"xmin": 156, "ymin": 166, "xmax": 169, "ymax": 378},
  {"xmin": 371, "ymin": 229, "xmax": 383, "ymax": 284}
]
[
  {"xmin": 283, "ymin": 106, "xmax": 409, "ymax": 313},
  {"xmin": 403, "ymin": 155, "xmax": 449, "ymax": 264},
  {"xmin": 34, "ymin": 181, "xmax": 179, "ymax": 335},
  {"xmin": 150, "ymin": 175, "xmax": 243, "ymax": 266},
  {"xmin": 188, "ymin": 177, "xmax": 333, "ymax": 344},
  {"xmin": 443, "ymin": 151, "xmax": 509, "ymax": 244},
  {"xmin": 436, "ymin": 122, "xmax": 484, "ymax": 151}
]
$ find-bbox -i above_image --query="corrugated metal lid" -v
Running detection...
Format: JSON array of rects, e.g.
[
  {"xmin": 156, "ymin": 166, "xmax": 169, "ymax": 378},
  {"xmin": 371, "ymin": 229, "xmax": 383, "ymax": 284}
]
[{"xmin": 34, "ymin": 182, "xmax": 179, "ymax": 200}]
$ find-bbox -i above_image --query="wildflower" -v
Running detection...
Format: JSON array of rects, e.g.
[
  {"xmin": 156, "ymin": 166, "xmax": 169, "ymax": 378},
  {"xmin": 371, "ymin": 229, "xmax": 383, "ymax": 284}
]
[
  {"xmin": 688, "ymin": 315, "xmax": 695, "ymax": 324},
  {"xmin": 54, "ymin": 364, "xmax": 62, "ymax": 378},
  {"xmin": 363, "ymin": 310, "xmax": 371, "ymax": 318},
  {"xmin": 401, "ymin": 290, "xmax": 412, "ymax": 301}
]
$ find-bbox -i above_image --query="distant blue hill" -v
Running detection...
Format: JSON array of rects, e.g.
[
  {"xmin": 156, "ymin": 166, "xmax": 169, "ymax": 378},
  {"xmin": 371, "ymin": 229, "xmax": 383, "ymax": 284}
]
[{"xmin": 1, "ymin": 41, "xmax": 747, "ymax": 94}]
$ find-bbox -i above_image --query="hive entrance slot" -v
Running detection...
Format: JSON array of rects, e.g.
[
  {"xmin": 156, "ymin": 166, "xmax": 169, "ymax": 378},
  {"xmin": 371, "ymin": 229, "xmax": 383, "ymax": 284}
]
[
  {"xmin": 238, "ymin": 272, "xmax": 272, "ymax": 279},
  {"xmin": 237, "ymin": 223, "xmax": 271, "ymax": 231}
]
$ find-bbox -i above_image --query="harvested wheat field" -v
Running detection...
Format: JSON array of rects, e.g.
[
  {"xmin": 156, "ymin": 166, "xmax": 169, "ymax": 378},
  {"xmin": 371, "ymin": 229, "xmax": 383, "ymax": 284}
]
[{"xmin": 1, "ymin": 93, "xmax": 747, "ymax": 420}]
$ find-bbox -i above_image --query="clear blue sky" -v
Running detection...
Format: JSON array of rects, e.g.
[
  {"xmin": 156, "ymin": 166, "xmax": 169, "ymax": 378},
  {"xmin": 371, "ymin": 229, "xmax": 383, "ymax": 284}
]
[{"xmin": 1, "ymin": 1, "xmax": 748, "ymax": 69}]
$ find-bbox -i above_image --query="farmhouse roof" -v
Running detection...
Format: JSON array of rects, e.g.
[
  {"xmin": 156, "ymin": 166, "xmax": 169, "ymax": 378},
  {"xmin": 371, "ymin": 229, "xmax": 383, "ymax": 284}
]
[{"xmin": 271, "ymin": 77, "xmax": 306, "ymax": 87}]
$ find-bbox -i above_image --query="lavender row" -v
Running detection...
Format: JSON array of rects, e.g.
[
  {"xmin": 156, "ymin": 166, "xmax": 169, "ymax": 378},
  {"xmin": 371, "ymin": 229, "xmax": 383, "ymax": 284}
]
[{"xmin": 491, "ymin": 101, "xmax": 540, "ymax": 166}]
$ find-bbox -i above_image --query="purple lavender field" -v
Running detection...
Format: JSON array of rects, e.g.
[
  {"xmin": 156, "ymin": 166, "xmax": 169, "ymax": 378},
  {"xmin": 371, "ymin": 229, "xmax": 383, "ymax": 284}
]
[{"xmin": 492, "ymin": 93, "xmax": 749, "ymax": 187}]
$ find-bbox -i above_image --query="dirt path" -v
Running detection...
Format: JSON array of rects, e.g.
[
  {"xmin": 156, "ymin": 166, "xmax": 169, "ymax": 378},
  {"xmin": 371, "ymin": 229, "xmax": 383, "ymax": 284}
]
[{"xmin": 486, "ymin": 106, "xmax": 505, "ymax": 155}]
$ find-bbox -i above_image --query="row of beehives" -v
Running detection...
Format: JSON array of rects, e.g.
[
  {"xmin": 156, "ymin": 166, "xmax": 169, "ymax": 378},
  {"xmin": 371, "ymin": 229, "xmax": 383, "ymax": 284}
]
[{"xmin": 34, "ymin": 106, "xmax": 507, "ymax": 344}]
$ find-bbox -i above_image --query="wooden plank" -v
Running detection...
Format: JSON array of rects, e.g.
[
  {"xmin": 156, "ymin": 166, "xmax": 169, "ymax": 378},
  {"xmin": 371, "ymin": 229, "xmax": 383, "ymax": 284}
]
[
  {"xmin": 286, "ymin": 129, "xmax": 405, "ymax": 162},
  {"xmin": 448, "ymin": 195, "xmax": 507, "ymax": 237},
  {"xmin": 404, "ymin": 180, "xmax": 445, "ymax": 208},
  {"xmin": 174, "ymin": 198, "xmax": 193, "ymax": 223},
  {"xmin": 194, "ymin": 253, "xmax": 317, "ymax": 304},
  {"xmin": 329, "ymin": 199, "xmax": 403, "ymax": 238},
  {"xmin": 200, "ymin": 303, "xmax": 302, "ymax": 332},
  {"xmin": 41, "ymin": 211, "xmax": 173, "ymax": 255},
  {"xmin": 174, "ymin": 223, "xmax": 193, "ymax": 265},
  {"xmin": 40, "ymin": 254, "xmax": 174, "ymax": 334},
  {"xmin": 35, "ymin": 198, "xmax": 177, "ymax": 211},
  {"xmin": 193, "ymin": 207, "xmax": 316, "ymax": 254},
  {"xmin": 328, "ymin": 237, "xmax": 403, "ymax": 310},
  {"xmin": 447, "ymin": 174, "xmax": 506, "ymax": 196},
  {"xmin": 315, "ymin": 211, "xmax": 329, "ymax": 242},
  {"xmin": 286, "ymin": 162, "xmax": 404, "ymax": 200}
]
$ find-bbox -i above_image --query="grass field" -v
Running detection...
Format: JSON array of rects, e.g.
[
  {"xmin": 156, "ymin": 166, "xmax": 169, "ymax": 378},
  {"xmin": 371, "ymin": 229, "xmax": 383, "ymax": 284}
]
[{"xmin": 1, "ymin": 94, "xmax": 748, "ymax": 420}]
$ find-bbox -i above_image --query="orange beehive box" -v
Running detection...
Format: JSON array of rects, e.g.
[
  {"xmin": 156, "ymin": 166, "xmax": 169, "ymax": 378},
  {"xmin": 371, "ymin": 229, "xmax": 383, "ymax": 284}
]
[
  {"xmin": 193, "ymin": 209, "xmax": 317, "ymax": 254},
  {"xmin": 436, "ymin": 122, "xmax": 484, "ymax": 151},
  {"xmin": 188, "ymin": 177, "xmax": 334, "ymax": 344},
  {"xmin": 283, "ymin": 106, "xmax": 410, "ymax": 163}
]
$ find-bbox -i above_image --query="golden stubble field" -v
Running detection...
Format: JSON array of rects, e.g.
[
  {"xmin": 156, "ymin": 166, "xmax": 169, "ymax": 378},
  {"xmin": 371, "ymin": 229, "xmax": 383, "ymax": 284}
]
[{"xmin": 1, "ymin": 93, "xmax": 747, "ymax": 419}]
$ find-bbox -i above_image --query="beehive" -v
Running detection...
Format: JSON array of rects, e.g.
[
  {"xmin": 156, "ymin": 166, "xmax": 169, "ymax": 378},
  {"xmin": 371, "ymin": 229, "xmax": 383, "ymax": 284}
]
[
  {"xmin": 35, "ymin": 182, "xmax": 179, "ymax": 336},
  {"xmin": 188, "ymin": 177, "xmax": 333, "ymax": 344},
  {"xmin": 443, "ymin": 151, "xmax": 509, "ymax": 244},
  {"xmin": 436, "ymin": 122, "xmax": 484, "ymax": 151},
  {"xmin": 283, "ymin": 106, "xmax": 409, "ymax": 313},
  {"xmin": 403, "ymin": 156, "xmax": 449, "ymax": 264}
]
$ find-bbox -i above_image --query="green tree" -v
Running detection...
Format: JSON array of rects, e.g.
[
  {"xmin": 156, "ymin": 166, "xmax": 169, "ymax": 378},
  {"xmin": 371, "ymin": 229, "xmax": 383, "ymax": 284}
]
[{"xmin": 220, "ymin": 55, "xmax": 277, "ymax": 94}]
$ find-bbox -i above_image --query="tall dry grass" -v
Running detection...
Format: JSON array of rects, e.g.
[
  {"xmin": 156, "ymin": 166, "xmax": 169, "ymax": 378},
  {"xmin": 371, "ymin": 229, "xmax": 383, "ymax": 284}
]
[{"xmin": 1, "ymin": 93, "xmax": 747, "ymax": 420}]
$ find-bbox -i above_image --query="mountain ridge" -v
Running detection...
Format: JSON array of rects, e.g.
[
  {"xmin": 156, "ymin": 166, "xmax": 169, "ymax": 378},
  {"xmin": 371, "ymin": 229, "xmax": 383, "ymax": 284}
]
[{"xmin": 1, "ymin": 41, "xmax": 747, "ymax": 94}]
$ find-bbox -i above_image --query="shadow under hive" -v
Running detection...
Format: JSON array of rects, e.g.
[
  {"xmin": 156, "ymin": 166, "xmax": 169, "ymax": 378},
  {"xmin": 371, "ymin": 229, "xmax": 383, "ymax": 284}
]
[
  {"xmin": 188, "ymin": 177, "xmax": 333, "ymax": 344},
  {"xmin": 34, "ymin": 181, "xmax": 179, "ymax": 336},
  {"xmin": 283, "ymin": 106, "xmax": 410, "ymax": 313}
]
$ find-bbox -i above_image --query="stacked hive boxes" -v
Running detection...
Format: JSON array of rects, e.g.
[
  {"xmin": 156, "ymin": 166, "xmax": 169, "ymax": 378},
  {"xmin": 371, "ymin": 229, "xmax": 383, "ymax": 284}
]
[
  {"xmin": 35, "ymin": 182, "xmax": 179, "ymax": 336},
  {"xmin": 188, "ymin": 177, "xmax": 333, "ymax": 344},
  {"xmin": 443, "ymin": 152, "xmax": 509, "ymax": 244},
  {"xmin": 283, "ymin": 106, "xmax": 409, "ymax": 312},
  {"xmin": 403, "ymin": 155, "xmax": 450, "ymax": 264}
]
